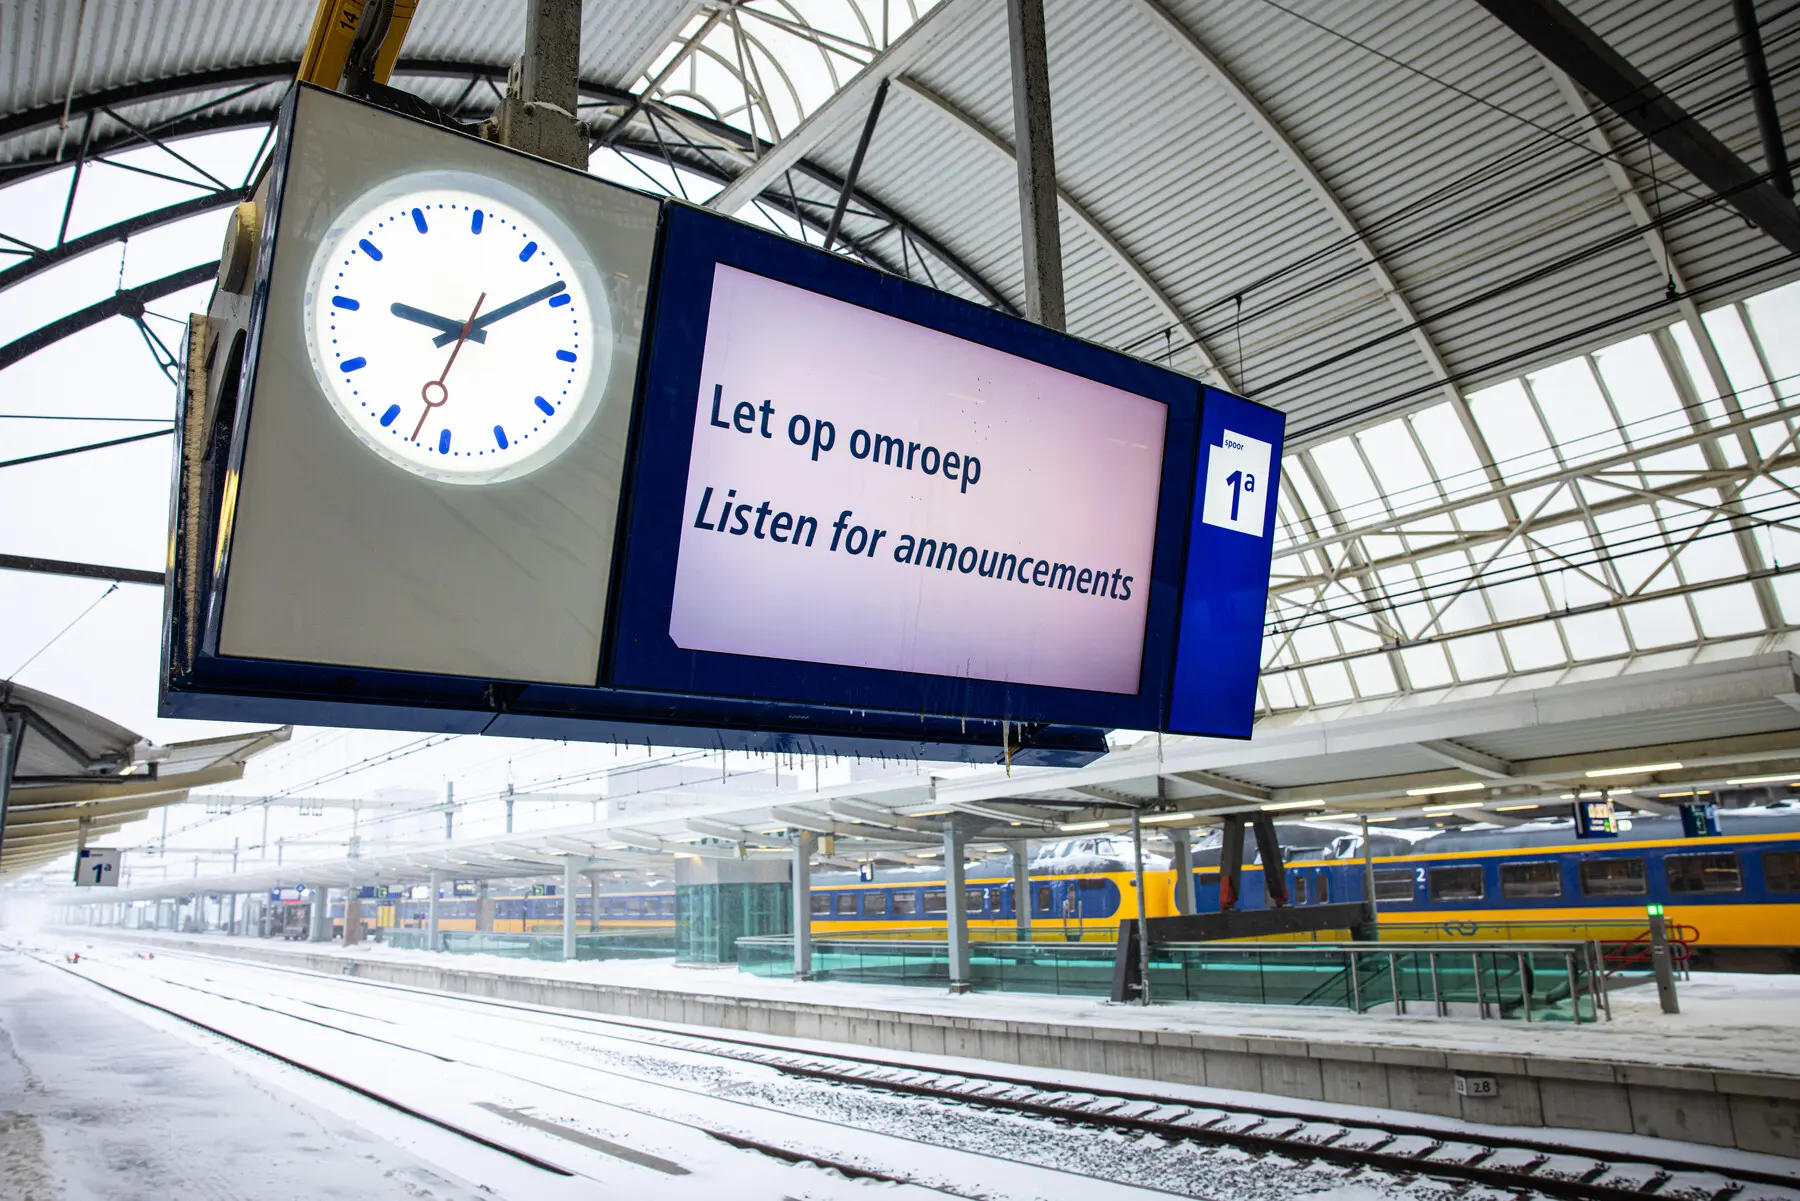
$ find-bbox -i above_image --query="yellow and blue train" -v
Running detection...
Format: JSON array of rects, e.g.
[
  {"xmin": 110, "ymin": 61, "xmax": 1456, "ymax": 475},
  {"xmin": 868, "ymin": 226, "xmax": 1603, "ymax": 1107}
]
[{"xmin": 332, "ymin": 809, "xmax": 1800, "ymax": 969}]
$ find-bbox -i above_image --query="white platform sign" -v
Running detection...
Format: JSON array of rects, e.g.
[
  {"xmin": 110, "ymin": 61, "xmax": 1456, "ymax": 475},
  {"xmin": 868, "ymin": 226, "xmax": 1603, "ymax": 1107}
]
[
  {"xmin": 1200, "ymin": 429, "xmax": 1273, "ymax": 537},
  {"xmin": 669, "ymin": 265, "xmax": 1169, "ymax": 695},
  {"xmin": 74, "ymin": 848, "xmax": 121, "ymax": 887}
]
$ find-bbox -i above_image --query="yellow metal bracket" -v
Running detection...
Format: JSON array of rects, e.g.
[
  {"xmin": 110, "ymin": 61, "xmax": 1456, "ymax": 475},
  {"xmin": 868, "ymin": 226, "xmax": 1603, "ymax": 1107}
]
[{"xmin": 298, "ymin": 0, "xmax": 418, "ymax": 90}]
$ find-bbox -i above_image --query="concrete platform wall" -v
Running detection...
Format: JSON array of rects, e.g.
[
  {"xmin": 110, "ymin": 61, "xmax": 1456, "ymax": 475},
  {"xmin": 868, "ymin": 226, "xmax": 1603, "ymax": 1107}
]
[{"xmin": 89, "ymin": 933, "xmax": 1800, "ymax": 1158}]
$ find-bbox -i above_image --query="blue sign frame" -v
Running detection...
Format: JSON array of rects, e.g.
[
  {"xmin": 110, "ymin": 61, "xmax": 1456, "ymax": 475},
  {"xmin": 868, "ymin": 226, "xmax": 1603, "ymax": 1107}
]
[{"xmin": 604, "ymin": 203, "xmax": 1204, "ymax": 732}]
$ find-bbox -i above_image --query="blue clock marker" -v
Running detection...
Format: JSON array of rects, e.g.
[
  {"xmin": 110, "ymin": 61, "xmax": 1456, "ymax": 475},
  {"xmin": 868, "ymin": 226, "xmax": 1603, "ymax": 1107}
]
[
  {"xmin": 380, "ymin": 404, "xmax": 400, "ymax": 427},
  {"xmin": 340, "ymin": 356, "xmax": 367, "ymax": 373},
  {"xmin": 535, "ymin": 396, "xmax": 555, "ymax": 416},
  {"xmin": 556, "ymin": 350, "xmax": 576, "ymax": 362},
  {"xmin": 493, "ymin": 425, "xmax": 509, "ymax": 449},
  {"xmin": 439, "ymin": 429, "xmax": 452, "ymax": 454},
  {"xmin": 549, "ymin": 293, "xmax": 570, "ymax": 308},
  {"xmin": 412, "ymin": 208, "xmax": 428, "ymax": 233},
  {"xmin": 519, "ymin": 241, "xmax": 538, "ymax": 262},
  {"xmin": 471, "ymin": 209, "xmax": 484, "ymax": 234},
  {"xmin": 358, "ymin": 238, "xmax": 382, "ymax": 261},
  {"xmin": 331, "ymin": 296, "xmax": 360, "ymax": 310}
]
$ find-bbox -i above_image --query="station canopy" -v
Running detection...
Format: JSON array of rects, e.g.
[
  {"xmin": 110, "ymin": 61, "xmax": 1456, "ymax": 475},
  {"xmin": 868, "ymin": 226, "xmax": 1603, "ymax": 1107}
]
[{"xmin": 4, "ymin": 1, "xmax": 1800, "ymax": 773}]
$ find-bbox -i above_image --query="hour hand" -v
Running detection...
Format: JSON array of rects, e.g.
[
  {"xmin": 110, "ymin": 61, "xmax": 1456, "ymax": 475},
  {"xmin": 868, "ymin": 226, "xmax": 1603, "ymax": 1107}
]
[{"xmin": 391, "ymin": 302, "xmax": 488, "ymax": 344}]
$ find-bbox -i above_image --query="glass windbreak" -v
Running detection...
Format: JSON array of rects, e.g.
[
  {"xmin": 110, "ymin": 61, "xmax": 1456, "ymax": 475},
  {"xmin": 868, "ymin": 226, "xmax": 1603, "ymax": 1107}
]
[
  {"xmin": 1580, "ymin": 858, "xmax": 1647, "ymax": 897},
  {"xmin": 1500, "ymin": 861, "xmax": 1563, "ymax": 899},
  {"xmin": 1666, "ymin": 852, "xmax": 1742, "ymax": 894}
]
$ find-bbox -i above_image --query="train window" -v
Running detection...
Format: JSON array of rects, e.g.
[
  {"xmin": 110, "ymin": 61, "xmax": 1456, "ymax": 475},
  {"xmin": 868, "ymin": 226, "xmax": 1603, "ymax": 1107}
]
[
  {"xmin": 1317, "ymin": 873, "xmax": 1330, "ymax": 904},
  {"xmin": 1666, "ymin": 853, "xmax": 1742, "ymax": 894},
  {"xmin": 1428, "ymin": 866, "xmax": 1484, "ymax": 901},
  {"xmin": 811, "ymin": 893, "xmax": 831, "ymax": 915},
  {"xmin": 1767, "ymin": 851, "xmax": 1800, "ymax": 893},
  {"xmin": 1035, "ymin": 885, "xmax": 1053, "ymax": 914},
  {"xmin": 865, "ymin": 891, "xmax": 890, "ymax": 916},
  {"xmin": 1077, "ymin": 840, "xmax": 1095, "ymax": 855},
  {"xmin": 924, "ymin": 889, "xmax": 947, "ymax": 914},
  {"xmin": 965, "ymin": 888, "xmax": 986, "ymax": 913},
  {"xmin": 1580, "ymin": 858, "xmax": 1647, "ymax": 897},
  {"xmin": 1373, "ymin": 869, "xmax": 1415, "ymax": 901},
  {"xmin": 893, "ymin": 891, "xmax": 918, "ymax": 915},
  {"xmin": 1292, "ymin": 874, "xmax": 1309, "ymax": 905},
  {"xmin": 626, "ymin": 898, "xmax": 642, "ymax": 916},
  {"xmin": 834, "ymin": 893, "xmax": 859, "ymax": 916},
  {"xmin": 662, "ymin": 897, "xmax": 676, "ymax": 916},
  {"xmin": 1198, "ymin": 870, "xmax": 1220, "ymax": 889},
  {"xmin": 1500, "ymin": 861, "xmax": 1563, "ymax": 899}
]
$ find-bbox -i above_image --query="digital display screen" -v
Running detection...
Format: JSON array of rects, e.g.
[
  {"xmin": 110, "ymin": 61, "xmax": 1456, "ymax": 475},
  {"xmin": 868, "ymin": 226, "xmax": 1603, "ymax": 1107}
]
[{"xmin": 666, "ymin": 264, "xmax": 1169, "ymax": 694}]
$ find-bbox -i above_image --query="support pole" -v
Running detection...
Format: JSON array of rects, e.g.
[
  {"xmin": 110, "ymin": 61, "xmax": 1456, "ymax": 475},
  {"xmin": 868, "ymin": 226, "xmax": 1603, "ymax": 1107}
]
[
  {"xmin": 1130, "ymin": 808, "xmax": 1150, "ymax": 1005},
  {"xmin": 1168, "ymin": 826, "xmax": 1196, "ymax": 915},
  {"xmin": 1011, "ymin": 838, "xmax": 1032, "ymax": 941},
  {"xmin": 0, "ymin": 709, "xmax": 24, "ymax": 870},
  {"xmin": 443, "ymin": 782, "xmax": 454, "ymax": 840},
  {"xmin": 1252, "ymin": 814, "xmax": 1288, "ymax": 907},
  {"xmin": 1005, "ymin": 0, "xmax": 1065, "ymax": 329},
  {"xmin": 1360, "ymin": 814, "xmax": 1378, "ymax": 926},
  {"xmin": 1734, "ymin": 0, "xmax": 1792, "ymax": 198},
  {"xmin": 1648, "ymin": 911, "xmax": 1681, "ymax": 1014},
  {"xmin": 562, "ymin": 858, "xmax": 578, "ymax": 962},
  {"xmin": 823, "ymin": 78, "xmax": 890, "ymax": 252},
  {"xmin": 475, "ymin": 879, "xmax": 493, "ymax": 932},
  {"xmin": 1219, "ymin": 814, "xmax": 1246, "ymax": 911},
  {"xmin": 496, "ymin": 0, "xmax": 588, "ymax": 169},
  {"xmin": 944, "ymin": 820, "xmax": 971, "ymax": 993},
  {"xmin": 343, "ymin": 888, "xmax": 362, "ymax": 946},
  {"xmin": 426, "ymin": 870, "xmax": 442, "ymax": 951},
  {"xmin": 589, "ymin": 872, "xmax": 600, "ymax": 931},
  {"xmin": 310, "ymin": 887, "xmax": 330, "ymax": 942},
  {"xmin": 792, "ymin": 831, "xmax": 815, "ymax": 980}
]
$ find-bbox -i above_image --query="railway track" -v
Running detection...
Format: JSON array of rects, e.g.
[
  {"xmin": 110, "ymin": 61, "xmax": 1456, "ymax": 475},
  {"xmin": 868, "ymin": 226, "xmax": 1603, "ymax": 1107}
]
[{"xmin": 33, "ymin": 940, "xmax": 1800, "ymax": 1201}]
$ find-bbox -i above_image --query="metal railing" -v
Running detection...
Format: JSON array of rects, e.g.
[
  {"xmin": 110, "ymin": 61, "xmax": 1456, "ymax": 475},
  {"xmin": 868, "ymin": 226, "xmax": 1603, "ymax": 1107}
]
[{"xmin": 384, "ymin": 929, "xmax": 674, "ymax": 960}]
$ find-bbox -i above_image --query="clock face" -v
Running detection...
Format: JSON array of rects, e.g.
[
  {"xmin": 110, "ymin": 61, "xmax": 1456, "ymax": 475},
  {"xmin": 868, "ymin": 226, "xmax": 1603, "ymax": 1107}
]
[{"xmin": 302, "ymin": 177, "xmax": 607, "ymax": 484}]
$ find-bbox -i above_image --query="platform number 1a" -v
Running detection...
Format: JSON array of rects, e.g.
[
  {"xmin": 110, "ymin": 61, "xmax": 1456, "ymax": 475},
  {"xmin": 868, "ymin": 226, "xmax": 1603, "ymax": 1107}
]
[
  {"xmin": 74, "ymin": 847, "xmax": 121, "ymax": 887},
  {"xmin": 1202, "ymin": 429, "xmax": 1275, "ymax": 537}
]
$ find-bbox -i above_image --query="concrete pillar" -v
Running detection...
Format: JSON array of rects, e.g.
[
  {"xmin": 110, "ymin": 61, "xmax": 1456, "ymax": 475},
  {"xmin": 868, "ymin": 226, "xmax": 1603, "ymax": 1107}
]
[
  {"xmin": 227, "ymin": 893, "xmax": 238, "ymax": 936},
  {"xmin": 562, "ymin": 859, "xmax": 578, "ymax": 962},
  {"xmin": 426, "ymin": 870, "xmax": 442, "ymax": 950},
  {"xmin": 343, "ymin": 890, "xmax": 363, "ymax": 946},
  {"xmin": 1005, "ymin": 0, "xmax": 1065, "ymax": 329},
  {"xmin": 791, "ymin": 831, "xmax": 815, "ymax": 980},
  {"xmin": 1011, "ymin": 839, "xmax": 1032, "ymax": 940},
  {"xmin": 1169, "ymin": 827, "xmax": 1197, "ymax": 915},
  {"xmin": 944, "ymin": 821, "xmax": 971, "ymax": 993},
  {"xmin": 589, "ymin": 872, "xmax": 600, "ymax": 932},
  {"xmin": 475, "ymin": 880, "xmax": 494, "ymax": 932},
  {"xmin": 310, "ymin": 888, "xmax": 330, "ymax": 941}
]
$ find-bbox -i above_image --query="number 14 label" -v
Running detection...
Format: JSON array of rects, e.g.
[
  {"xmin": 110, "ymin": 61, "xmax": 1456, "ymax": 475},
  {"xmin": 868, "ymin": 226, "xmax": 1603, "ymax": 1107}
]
[{"xmin": 1201, "ymin": 429, "xmax": 1273, "ymax": 537}]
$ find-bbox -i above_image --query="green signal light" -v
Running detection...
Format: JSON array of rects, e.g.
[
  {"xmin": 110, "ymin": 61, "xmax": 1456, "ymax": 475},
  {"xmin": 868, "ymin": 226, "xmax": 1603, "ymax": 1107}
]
[{"xmin": 1646, "ymin": 904, "xmax": 1665, "ymax": 916}]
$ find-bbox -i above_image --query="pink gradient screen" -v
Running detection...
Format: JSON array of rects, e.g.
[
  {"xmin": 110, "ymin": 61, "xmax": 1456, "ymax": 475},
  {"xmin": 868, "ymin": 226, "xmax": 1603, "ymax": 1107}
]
[{"xmin": 668, "ymin": 265, "xmax": 1168, "ymax": 695}]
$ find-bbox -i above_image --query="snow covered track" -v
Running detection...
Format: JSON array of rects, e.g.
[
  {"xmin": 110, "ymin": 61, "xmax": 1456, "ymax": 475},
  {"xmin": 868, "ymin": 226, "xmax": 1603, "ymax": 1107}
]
[{"xmin": 27, "ymin": 941, "xmax": 1800, "ymax": 1201}]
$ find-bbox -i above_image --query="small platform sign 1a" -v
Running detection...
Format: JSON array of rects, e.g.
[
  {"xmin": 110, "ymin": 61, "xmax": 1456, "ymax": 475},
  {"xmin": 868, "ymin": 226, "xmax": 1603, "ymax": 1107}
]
[
  {"xmin": 74, "ymin": 848, "xmax": 121, "ymax": 887},
  {"xmin": 1454, "ymin": 1074, "xmax": 1498, "ymax": 1098}
]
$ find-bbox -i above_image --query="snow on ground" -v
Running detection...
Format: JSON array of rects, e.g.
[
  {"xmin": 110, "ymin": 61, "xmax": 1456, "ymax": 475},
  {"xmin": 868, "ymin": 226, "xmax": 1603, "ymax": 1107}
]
[
  {"xmin": 88, "ymin": 928, "xmax": 1800, "ymax": 1079},
  {"xmin": 0, "ymin": 948, "xmax": 492, "ymax": 1201}
]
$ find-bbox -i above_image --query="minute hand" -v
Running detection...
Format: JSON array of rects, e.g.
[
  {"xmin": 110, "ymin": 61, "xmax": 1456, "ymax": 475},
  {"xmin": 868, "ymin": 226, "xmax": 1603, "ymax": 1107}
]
[{"xmin": 431, "ymin": 280, "xmax": 567, "ymax": 346}]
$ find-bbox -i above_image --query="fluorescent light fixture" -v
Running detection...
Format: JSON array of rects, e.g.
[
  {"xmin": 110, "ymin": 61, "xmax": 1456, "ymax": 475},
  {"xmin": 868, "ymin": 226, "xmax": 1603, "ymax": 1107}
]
[
  {"xmin": 1364, "ymin": 816, "xmax": 1400, "ymax": 822},
  {"xmin": 1059, "ymin": 819, "xmax": 1118, "ymax": 832},
  {"xmin": 1404, "ymin": 782, "xmax": 1485, "ymax": 796},
  {"xmin": 1657, "ymin": 790, "xmax": 1712, "ymax": 798},
  {"xmin": 1494, "ymin": 803, "xmax": 1542, "ymax": 812},
  {"xmin": 1559, "ymin": 791, "xmax": 1604, "ymax": 800},
  {"xmin": 1142, "ymin": 811, "xmax": 1206, "ymax": 824},
  {"xmin": 1303, "ymin": 812, "xmax": 1358, "ymax": 821},
  {"xmin": 1422, "ymin": 801, "xmax": 1486, "ymax": 814},
  {"xmin": 1725, "ymin": 772, "xmax": 1800, "ymax": 785},
  {"xmin": 1261, "ymin": 799, "xmax": 1325, "ymax": 810},
  {"xmin": 1585, "ymin": 762, "xmax": 1682, "ymax": 778}
]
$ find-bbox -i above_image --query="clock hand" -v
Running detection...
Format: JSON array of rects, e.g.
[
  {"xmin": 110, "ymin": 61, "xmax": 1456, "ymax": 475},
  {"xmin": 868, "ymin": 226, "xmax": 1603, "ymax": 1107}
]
[
  {"xmin": 412, "ymin": 291, "xmax": 486, "ymax": 442},
  {"xmin": 430, "ymin": 280, "xmax": 567, "ymax": 347},
  {"xmin": 391, "ymin": 302, "xmax": 488, "ymax": 344}
]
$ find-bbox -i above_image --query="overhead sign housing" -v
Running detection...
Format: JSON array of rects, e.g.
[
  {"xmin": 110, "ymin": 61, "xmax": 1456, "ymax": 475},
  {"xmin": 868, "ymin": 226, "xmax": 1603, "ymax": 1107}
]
[{"xmin": 162, "ymin": 85, "xmax": 1282, "ymax": 760}]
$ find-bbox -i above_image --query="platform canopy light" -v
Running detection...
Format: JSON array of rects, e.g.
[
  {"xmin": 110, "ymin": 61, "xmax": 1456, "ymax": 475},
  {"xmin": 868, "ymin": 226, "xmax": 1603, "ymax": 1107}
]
[
  {"xmin": 1585, "ymin": 762, "xmax": 1683, "ymax": 778},
  {"xmin": 1140, "ymin": 811, "xmax": 1207, "ymax": 824},
  {"xmin": 1493, "ymin": 803, "xmax": 1543, "ymax": 811},
  {"xmin": 1403, "ymin": 782, "xmax": 1486, "ymax": 796},
  {"xmin": 1421, "ymin": 801, "xmax": 1487, "ymax": 814},
  {"xmin": 1058, "ymin": 820, "xmax": 1118, "ymax": 832},
  {"xmin": 1260, "ymin": 799, "xmax": 1326, "ymax": 810},
  {"xmin": 1724, "ymin": 772, "xmax": 1800, "ymax": 785}
]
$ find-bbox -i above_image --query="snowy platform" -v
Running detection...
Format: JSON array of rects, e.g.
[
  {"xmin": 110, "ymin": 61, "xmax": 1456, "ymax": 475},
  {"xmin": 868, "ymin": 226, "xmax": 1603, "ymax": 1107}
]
[{"xmin": 65, "ymin": 928, "xmax": 1800, "ymax": 1158}]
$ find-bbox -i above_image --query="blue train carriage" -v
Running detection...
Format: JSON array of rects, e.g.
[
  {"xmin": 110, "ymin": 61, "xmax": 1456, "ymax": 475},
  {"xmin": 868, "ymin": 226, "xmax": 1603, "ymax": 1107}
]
[
  {"xmin": 1358, "ymin": 806, "xmax": 1800, "ymax": 971},
  {"xmin": 809, "ymin": 836, "xmax": 1184, "ymax": 942}
]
